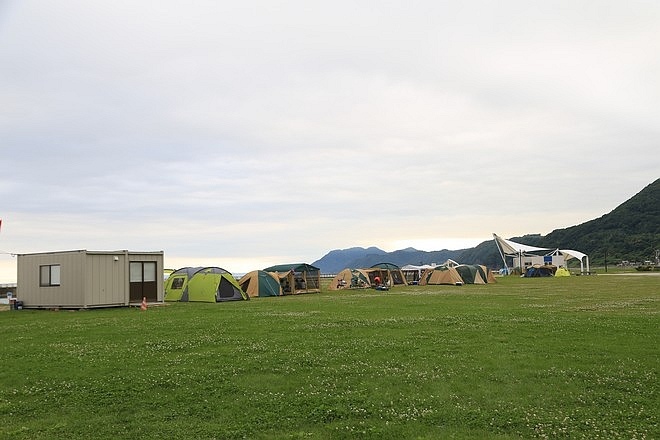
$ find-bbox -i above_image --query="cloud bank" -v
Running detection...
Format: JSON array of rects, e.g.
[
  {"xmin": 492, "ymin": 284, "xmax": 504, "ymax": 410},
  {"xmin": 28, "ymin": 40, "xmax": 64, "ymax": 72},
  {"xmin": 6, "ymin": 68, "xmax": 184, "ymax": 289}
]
[{"xmin": 1, "ymin": 1, "xmax": 658, "ymax": 280}]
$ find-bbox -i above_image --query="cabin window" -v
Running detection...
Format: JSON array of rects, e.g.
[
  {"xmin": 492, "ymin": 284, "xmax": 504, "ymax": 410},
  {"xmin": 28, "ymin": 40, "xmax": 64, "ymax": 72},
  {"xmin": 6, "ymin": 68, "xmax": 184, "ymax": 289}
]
[{"xmin": 40, "ymin": 264, "xmax": 61, "ymax": 287}]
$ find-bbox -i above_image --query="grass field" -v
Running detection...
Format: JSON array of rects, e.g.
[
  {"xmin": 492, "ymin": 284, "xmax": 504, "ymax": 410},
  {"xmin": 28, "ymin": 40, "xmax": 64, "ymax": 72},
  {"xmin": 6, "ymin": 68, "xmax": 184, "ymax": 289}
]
[{"xmin": 1, "ymin": 274, "xmax": 658, "ymax": 439}]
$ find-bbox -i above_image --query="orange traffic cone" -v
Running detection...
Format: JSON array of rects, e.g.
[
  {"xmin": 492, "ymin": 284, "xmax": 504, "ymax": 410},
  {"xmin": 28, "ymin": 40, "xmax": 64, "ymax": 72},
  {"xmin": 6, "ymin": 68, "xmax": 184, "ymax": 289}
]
[{"xmin": 140, "ymin": 297, "xmax": 148, "ymax": 311}]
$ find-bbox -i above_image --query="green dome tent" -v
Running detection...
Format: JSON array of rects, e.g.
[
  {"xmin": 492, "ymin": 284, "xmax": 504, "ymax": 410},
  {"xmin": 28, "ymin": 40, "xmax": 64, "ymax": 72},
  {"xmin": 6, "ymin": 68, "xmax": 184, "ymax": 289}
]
[
  {"xmin": 165, "ymin": 267, "xmax": 248, "ymax": 302},
  {"xmin": 164, "ymin": 267, "xmax": 204, "ymax": 301}
]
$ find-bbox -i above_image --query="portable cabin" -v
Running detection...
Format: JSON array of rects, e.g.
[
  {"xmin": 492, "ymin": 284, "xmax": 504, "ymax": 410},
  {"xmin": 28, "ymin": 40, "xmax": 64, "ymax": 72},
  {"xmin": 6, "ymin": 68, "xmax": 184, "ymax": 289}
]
[{"xmin": 16, "ymin": 250, "xmax": 164, "ymax": 309}]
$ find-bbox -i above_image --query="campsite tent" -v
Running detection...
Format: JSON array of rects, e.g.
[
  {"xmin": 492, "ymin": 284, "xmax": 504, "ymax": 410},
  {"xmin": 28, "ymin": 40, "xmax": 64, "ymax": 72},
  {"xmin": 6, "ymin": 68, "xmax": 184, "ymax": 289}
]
[
  {"xmin": 401, "ymin": 264, "xmax": 435, "ymax": 284},
  {"xmin": 187, "ymin": 267, "xmax": 247, "ymax": 302},
  {"xmin": 238, "ymin": 270, "xmax": 283, "ymax": 297},
  {"xmin": 524, "ymin": 264, "xmax": 556, "ymax": 277},
  {"xmin": 262, "ymin": 263, "xmax": 321, "ymax": 294},
  {"xmin": 165, "ymin": 267, "xmax": 248, "ymax": 302},
  {"xmin": 419, "ymin": 265, "xmax": 464, "ymax": 286},
  {"xmin": 164, "ymin": 267, "xmax": 204, "ymax": 301},
  {"xmin": 328, "ymin": 268, "xmax": 371, "ymax": 290},
  {"xmin": 360, "ymin": 267, "xmax": 391, "ymax": 288},
  {"xmin": 454, "ymin": 264, "xmax": 487, "ymax": 284},
  {"xmin": 477, "ymin": 265, "xmax": 497, "ymax": 283},
  {"xmin": 370, "ymin": 263, "xmax": 407, "ymax": 286},
  {"xmin": 555, "ymin": 267, "xmax": 571, "ymax": 277}
]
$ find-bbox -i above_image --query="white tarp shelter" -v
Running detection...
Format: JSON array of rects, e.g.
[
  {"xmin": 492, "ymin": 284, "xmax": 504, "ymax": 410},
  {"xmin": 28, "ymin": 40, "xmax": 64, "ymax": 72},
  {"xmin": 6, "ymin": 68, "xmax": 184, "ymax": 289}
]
[
  {"xmin": 549, "ymin": 248, "xmax": 590, "ymax": 275},
  {"xmin": 493, "ymin": 234, "xmax": 590, "ymax": 275}
]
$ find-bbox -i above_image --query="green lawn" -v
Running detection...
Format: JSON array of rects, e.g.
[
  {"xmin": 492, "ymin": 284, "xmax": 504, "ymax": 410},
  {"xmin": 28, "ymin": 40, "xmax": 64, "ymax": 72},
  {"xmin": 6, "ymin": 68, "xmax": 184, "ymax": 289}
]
[{"xmin": 1, "ymin": 275, "xmax": 658, "ymax": 439}]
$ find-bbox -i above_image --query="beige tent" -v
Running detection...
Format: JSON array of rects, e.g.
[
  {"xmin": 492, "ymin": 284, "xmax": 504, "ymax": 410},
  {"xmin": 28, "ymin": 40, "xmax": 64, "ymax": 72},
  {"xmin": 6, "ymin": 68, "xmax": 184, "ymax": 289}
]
[
  {"xmin": 263, "ymin": 264, "xmax": 321, "ymax": 294},
  {"xmin": 419, "ymin": 265, "xmax": 464, "ymax": 286},
  {"xmin": 369, "ymin": 263, "xmax": 407, "ymax": 287},
  {"xmin": 401, "ymin": 264, "xmax": 435, "ymax": 284},
  {"xmin": 238, "ymin": 270, "xmax": 283, "ymax": 297},
  {"xmin": 481, "ymin": 265, "xmax": 497, "ymax": 283},
  {"xmin": 454, "ymin": 264, "xmax": 487, "ymax": 284},
  {"xmin": 268, "ymin": 270, "xmax": 296, "ymax": 295},
  {"xmin": 328, "ymin": 268, "xmax": 371, "ymax": 291}
]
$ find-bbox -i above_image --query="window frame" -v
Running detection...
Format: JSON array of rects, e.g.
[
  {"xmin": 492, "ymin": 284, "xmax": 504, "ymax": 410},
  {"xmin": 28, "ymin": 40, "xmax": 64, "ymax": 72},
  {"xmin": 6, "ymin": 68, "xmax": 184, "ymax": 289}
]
[{"xmin": 39, "ymin": 264, "xmax": 61, "ymax": 287}]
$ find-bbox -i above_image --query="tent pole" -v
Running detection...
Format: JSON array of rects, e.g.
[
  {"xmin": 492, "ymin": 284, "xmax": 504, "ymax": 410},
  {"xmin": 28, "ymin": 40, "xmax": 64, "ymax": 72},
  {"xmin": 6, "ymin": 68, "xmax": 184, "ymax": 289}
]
[{"xmin": 493, "ymin": 234, "xmax": 509, "ymax": 275}]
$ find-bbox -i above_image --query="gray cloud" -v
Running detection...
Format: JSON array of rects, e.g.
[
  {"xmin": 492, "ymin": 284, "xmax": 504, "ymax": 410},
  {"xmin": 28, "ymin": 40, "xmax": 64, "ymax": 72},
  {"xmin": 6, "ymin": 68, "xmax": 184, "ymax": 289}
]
[{"xmin": 1, "ymin": 1, "xmax": 659, "ymax": 279}]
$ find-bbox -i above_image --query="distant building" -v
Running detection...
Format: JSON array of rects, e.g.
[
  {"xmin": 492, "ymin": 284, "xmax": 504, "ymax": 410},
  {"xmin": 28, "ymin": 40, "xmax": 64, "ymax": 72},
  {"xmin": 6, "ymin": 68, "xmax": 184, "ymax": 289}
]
[
  {"xmin": 17, "ymin": 250, "xmax": 164, "ymax": 308},
  {"xmin": 0, "ymin": 283, "xmax": 17, "ymax": 304}
]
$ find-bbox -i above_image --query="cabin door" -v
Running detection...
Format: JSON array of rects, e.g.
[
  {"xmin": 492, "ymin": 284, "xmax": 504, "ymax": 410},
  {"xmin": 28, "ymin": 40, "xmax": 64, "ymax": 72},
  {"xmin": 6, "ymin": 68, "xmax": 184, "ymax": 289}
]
[{"xmin": 129, "ymin": 261, "xmax": 158, "ymax": 302}]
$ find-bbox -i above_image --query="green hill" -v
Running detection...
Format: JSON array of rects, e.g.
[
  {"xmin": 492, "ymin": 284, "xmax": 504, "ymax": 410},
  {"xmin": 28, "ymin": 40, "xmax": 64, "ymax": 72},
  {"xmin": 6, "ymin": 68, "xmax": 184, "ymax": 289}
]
[
  {"xmin": 314, "ymin": 179, "xmax": 659, "ymax": 271},
  {"xmin": 511, "ymin": 178, "xmax": 659, "ymax": 265}
]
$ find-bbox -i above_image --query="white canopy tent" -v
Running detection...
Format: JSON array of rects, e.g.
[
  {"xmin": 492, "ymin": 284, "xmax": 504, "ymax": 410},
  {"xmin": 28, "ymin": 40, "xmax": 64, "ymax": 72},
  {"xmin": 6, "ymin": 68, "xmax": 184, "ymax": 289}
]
[
  {"xmin": 493, "ymin": 234, "xmax": 551, "ymax": 255},
  {"xmin": 550, "ymin": 249, "xmax": 590, "ymax": 275},
  {"xmin": 493, "ymin": 233, "xmax": 590, "ymax": 275},
  {"xmin": 493, "ymin": 233, "xmax": 549, "ymax": 275}
]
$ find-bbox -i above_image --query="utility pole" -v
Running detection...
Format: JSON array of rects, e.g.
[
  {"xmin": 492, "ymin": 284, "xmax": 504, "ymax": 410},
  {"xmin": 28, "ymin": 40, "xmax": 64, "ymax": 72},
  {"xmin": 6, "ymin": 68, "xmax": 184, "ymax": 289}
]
[{"xmin": 604, "ymin": 248, "xmax": 608, "ymax": 273}]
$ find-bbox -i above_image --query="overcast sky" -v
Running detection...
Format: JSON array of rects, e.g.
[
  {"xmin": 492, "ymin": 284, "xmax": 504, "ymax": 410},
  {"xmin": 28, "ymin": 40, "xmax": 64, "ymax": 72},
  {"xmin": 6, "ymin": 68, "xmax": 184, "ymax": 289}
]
[{"xmin": 1, "ymin": 1, "xmax": 659, "ymax": 281}]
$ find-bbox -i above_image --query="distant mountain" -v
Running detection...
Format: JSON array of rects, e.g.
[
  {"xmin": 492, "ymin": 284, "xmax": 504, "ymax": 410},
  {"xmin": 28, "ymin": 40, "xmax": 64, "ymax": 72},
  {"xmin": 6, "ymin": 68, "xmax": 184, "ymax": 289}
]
[
  {"xmin": 345, "ymin": 248, "xmax": 464, "ymax": 270},
  {"xmin": 312, "ymin": 178, "xmax": 660, "ymax": 272},
  {"xmin": 312, "ymin": 247, "xmax": 387, "ymax": 273},
  {"xmin": 312, "ymin": 246, "xmax": 464, "ymax": 273}
]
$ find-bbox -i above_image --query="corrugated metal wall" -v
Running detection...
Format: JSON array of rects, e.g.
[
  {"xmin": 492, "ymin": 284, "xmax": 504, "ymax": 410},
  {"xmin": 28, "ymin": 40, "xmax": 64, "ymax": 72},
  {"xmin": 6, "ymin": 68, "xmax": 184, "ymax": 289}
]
[
  {"xmin": 86, "ymin": 253, "xmax": 127, "ymax": 306},
  {"xmin": 17, "ymin": 251, "xmax": 86, "ymax": 307}
]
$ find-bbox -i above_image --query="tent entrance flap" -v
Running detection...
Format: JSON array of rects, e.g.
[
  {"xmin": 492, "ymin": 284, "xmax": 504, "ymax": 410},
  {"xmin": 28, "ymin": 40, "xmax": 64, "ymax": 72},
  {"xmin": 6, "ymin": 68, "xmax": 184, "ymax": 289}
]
[{"xmin": 217, "ymin": 277, "xmax": 243, "ymax": 300}]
